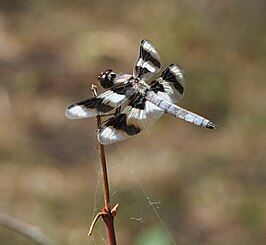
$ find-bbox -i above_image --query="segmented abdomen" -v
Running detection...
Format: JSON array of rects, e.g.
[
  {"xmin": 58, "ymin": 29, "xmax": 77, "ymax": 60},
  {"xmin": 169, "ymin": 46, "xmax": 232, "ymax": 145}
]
[{"xmin": 146, "ymin": 91, "xmax": 217, "ymax": 129}]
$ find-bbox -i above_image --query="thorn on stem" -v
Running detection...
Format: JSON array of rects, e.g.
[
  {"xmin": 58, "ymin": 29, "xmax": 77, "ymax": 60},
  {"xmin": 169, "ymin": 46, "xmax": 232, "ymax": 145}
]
[{"xmin": 111, "ymin": 204, "xmax": 119, "ymax": 216}]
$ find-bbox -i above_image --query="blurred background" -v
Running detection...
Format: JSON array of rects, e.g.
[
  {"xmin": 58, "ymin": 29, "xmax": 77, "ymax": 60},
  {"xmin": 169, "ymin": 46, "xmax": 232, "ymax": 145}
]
[{"xmin": 0, "ymin": 0, "xmax": 265, "ymax": 244}]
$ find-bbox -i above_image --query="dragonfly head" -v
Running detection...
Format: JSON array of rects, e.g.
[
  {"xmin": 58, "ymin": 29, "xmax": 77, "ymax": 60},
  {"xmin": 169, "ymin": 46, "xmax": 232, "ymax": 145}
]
[{"xmin": 98, "ymin": 69, "xmax": 117, "ymax": 88}]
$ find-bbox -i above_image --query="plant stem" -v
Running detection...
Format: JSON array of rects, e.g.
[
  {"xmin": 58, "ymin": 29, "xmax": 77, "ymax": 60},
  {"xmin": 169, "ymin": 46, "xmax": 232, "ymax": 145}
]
[
  {"xmin": 89, "ymin": 85, "xmax": 117, "ymax": 245},
  {"xmin": 98, "ymin": 132, "xmax": 110, "ymax": 210},
  {"xmin": 0, "ymin": 213, "xmax": 56, "ymax": 245}
]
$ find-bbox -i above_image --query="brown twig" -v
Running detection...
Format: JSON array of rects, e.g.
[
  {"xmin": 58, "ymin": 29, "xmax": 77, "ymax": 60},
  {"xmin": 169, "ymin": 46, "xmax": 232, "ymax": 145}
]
[
  {"xmin": 0, "ymin": 213, "xmax": 56, "ymax": 245},
  {"xmin": 88, "ymin": 84, "xmax": 118, "ymax": 245}
]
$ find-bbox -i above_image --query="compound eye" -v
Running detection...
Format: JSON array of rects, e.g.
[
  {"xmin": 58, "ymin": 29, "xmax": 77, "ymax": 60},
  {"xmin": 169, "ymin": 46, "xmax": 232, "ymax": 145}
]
[
  {"xmin": 98, "ymin": 72, "xmax": 104, "ymax": 80},
  {"xmin": 98, "ymin": 69, "xmax": 115, "ymax": 89}
]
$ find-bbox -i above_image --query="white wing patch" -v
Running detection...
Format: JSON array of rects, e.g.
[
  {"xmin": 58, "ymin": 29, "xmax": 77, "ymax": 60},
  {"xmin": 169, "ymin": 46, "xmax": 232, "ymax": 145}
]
[
  {"xmin": 98, "ymin": 100, "xmax": 164, "ymax": 145},
  {"xmin": 65, "ymin": 105, "xmax": 97, "ymax": 119},
  {"xmin": 136, "ymin": 58, "xmax": 157, "ymax": 73},
  {"xmin": 97, "ymin": 127, "xmax": 129, "ymax": 145},
  {"xmin": 124, "ymin": 101, "xmax": 163, "ymax": 129},
  {"xmin": 98, "ymin": 90, "xmax": 127, "ymax": 105},
  {"xmin": 65, "ymin": 86, "xmax": 134, "ymax": 119},
  {"xmin": 150, "ymin": 64, "xmax": 185, "ymax": 104},
  {"xmin": 133, "ymin": 39, "xmax": 161, "ymax": 81}
]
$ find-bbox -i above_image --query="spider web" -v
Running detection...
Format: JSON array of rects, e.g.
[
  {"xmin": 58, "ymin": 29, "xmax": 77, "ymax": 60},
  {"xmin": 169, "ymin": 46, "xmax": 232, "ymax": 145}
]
[
  {"xmin": 89, "ymin": 139, "xmax": 196, "ymax": 244},
  {"xmin": 115, "ymin": 144, "xmax": 177, "ymax": 244}
]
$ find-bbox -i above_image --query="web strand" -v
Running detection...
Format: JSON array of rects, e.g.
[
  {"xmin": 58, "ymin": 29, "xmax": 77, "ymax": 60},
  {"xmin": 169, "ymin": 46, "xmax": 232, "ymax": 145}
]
[
  {"xmin": 116, "ymin": 143, "xmax": 177, "ymax": 245},
  {"xmin": 130, "ymin": 169, "xmax": 177, "ymax": 245}
]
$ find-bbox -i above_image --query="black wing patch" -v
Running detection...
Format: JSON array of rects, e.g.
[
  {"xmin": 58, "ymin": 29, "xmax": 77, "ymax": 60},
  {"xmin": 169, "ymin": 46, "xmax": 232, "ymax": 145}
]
[
  {"xmin": 65, "ymin": 84, "xmax": 135, "ymax": 119},
  {"xmin": 133, "ymin": 39, "xmax": 161, "ymax": 81},
  {"xmin": 150, "ymin": 64, "xmax": 185, "ymax": 103},
  {"xmin": 98, "ymin": 93, "xmax": 164, "ymax": 145},
  {"xmin": 104, "ymin": 114, "xmax": 141, "ymax": 136}
]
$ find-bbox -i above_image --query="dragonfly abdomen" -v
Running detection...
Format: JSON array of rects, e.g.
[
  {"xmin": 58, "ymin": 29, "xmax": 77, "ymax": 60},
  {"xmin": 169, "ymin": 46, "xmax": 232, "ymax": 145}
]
[{"xmin": 146, "ymin": 91, "xmax": 217, "ymax": 129}]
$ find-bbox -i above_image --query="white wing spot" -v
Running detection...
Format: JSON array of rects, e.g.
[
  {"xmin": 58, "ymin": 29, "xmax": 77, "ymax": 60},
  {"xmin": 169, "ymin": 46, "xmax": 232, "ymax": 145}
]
[{"xmin": 65, "ymin": 105, "xmax": 96, "ymax": 119}]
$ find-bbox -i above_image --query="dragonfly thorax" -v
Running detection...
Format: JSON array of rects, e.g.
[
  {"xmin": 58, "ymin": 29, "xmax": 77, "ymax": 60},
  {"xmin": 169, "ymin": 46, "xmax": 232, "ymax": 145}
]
[{"xmin": 133, "ymin": 79, "xmax": 150, "ymax": 95}]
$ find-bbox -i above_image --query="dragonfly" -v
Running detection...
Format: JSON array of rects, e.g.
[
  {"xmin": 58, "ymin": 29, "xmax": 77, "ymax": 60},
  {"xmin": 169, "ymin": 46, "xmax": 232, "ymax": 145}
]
[{"xmin": 65, "ymin": 39, "xmax": 217, "ymax": 145}]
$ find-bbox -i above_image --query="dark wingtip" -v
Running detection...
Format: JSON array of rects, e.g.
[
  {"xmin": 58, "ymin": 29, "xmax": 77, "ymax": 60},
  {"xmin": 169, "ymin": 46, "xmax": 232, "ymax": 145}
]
[
  {"xmin": 206, "ymin": 122, "xmax": 218, "ymax": 129},
  {"xmin": 66, "ymin": 103, "xmax": 76, "ymax": 110}
]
